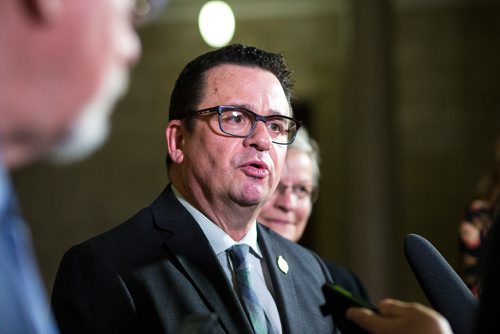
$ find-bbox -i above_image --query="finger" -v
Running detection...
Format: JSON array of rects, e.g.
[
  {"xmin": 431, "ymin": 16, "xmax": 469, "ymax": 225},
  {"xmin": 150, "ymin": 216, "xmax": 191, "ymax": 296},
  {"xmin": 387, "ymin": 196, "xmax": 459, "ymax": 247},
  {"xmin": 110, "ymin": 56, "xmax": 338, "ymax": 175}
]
[
  {"xmin": 346, "ymin": 307, "xmax": 380, "ymax": 331},
  {"xmin": 347, "ymin": 307, "xmax": 375, "ymax": 319},
  {"xmin": 378, "ymin": 299, "xmax": 413, "ymax": 317}
]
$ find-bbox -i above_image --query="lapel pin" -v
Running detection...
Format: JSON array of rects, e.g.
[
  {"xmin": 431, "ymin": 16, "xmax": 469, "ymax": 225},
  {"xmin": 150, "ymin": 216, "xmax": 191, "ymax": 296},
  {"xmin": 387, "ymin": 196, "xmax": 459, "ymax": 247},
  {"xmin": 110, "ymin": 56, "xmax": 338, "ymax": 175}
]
[{"xmin": 277, "ymin": 255, "xmax": 289, "ymax": 274}]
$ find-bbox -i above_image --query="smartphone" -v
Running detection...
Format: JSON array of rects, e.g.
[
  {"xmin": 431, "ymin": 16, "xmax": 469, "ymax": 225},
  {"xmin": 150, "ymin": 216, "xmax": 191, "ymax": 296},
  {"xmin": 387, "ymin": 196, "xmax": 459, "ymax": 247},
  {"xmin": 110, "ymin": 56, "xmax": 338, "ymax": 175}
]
[{"xmin": 322, "ymin": 282, "xmax": 379, "ymax": 334}]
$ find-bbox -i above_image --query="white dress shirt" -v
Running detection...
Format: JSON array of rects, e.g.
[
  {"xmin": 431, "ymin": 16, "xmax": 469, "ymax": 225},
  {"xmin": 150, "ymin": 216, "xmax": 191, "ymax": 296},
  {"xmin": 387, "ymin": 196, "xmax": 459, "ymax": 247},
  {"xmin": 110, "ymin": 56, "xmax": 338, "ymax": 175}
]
[{"xmin": 173, "ymin": 186, "xmax": 282, "ymax": 333}]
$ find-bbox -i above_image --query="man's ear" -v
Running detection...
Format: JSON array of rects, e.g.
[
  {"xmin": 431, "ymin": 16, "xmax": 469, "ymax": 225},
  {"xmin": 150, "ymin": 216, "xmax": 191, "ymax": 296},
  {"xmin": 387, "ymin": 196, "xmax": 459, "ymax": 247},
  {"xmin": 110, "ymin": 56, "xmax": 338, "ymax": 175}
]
[
  {"xmin": 23, "ymin": 0, "xmax": 62, "ymax": 23},
  {"xmin": 166, "ymin": 120, "xmax": 185, "ymax": 164}
]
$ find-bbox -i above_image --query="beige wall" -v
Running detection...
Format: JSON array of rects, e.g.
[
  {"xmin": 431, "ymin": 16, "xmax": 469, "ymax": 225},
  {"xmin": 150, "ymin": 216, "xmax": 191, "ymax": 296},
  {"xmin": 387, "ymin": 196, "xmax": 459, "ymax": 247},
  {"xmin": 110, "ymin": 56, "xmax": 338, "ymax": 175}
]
[{"xmin": 13, "ymin": 0, "xmax": 500, "ymax": 304}]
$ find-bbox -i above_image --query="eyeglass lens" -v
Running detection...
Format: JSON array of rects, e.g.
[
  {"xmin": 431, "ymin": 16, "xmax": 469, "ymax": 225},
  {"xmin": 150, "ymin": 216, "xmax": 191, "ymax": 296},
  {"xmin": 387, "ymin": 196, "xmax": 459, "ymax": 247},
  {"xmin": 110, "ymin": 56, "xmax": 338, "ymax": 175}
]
[
  {"xmin": 277, "ymin": 183, "xmax": 315, "ymax": 199},
  {"xmin": 218, "ymin": 108, "xmax": 297, "ymax": 144}
]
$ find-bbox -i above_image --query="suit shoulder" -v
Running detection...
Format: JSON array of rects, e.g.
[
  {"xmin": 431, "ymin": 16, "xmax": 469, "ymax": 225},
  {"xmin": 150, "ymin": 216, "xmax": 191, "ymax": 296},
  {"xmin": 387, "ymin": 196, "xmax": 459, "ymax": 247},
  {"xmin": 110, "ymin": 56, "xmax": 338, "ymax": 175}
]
[
  {"xmin": 84, "ymin": 207, "xmax": 154, "ymax": 248},
  {"xmin": 259, "ymin": 225, "xmax": 330, "ymax": 276},
  {"xmin": 267, "ymin": 228, "xmax": 323, "ymax": 260},
  {"xmin": 64, "ymin": 206, "xmax": 163, "ymax": 272}
]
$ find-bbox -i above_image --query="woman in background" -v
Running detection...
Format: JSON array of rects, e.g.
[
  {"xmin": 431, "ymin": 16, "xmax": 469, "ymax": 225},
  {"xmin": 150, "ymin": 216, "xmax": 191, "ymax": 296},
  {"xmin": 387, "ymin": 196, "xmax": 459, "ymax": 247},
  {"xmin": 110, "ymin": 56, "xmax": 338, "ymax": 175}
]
[{"xmin": 258, "ymin": 127, "xmax": 370, "ymax": 299}]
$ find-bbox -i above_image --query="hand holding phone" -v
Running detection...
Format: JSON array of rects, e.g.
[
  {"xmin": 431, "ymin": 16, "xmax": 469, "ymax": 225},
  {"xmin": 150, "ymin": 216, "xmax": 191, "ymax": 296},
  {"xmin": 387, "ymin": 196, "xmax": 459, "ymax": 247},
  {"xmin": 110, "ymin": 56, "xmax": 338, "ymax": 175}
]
[{"xmin": 322, "ymin": 282, "xmax": 379, "ymax": 334}]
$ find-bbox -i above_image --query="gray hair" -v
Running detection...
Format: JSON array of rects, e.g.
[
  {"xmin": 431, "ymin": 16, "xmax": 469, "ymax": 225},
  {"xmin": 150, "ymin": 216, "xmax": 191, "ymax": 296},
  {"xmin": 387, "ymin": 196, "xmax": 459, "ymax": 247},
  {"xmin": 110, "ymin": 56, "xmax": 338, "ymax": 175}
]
[{"xmin": 289, "ymin": 127, "xmax": 321, "ymax": 186}]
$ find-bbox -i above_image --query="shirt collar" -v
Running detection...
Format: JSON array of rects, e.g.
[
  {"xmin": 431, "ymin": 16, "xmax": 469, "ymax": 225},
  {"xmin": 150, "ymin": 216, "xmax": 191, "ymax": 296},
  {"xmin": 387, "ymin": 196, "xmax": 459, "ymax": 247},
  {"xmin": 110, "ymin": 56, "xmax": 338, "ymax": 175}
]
[{"xmin": 172, "ymin": 184, "xmax": 262, "ymax": 258}]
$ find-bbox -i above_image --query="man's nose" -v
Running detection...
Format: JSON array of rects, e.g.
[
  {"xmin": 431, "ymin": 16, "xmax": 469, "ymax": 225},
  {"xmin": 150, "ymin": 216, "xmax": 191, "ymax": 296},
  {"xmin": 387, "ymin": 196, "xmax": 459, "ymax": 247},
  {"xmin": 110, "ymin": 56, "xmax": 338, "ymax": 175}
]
[
  {"xmin": 119, "ymin": 20, "xmax": 142, "ymax": 67},
  {"xmin": 126, "ymin": 29, "xmax": 142, "ymax": 66},
  {"xmin": 243, "ymin": 120, "xmax": 271, "ymax": 151}
]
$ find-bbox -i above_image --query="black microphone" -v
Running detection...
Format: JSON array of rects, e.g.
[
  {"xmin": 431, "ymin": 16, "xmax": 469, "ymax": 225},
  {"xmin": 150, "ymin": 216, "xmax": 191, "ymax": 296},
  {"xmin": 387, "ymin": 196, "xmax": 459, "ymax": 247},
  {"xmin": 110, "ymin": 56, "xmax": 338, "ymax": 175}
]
[{"xmin": 404, "ymin": 233, "xmax": 478, "ymax": 334}]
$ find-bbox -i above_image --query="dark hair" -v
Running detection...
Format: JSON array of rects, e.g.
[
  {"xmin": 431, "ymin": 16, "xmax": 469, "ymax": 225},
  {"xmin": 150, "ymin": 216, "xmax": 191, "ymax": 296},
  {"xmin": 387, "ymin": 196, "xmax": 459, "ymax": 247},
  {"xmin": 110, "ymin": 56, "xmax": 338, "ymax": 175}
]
[
  {"xmin": 168, "ymin": 43, "xmax": 294, "ymax": 121},
  {"xmin": 166, "ymin": 44, "xmax": 294, "ymax": 169}
]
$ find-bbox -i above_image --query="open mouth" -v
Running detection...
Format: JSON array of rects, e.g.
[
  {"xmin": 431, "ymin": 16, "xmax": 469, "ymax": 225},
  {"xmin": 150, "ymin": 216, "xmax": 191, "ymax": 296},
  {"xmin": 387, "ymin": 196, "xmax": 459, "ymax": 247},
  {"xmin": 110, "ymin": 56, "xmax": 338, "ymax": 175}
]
[{"xmin": 240, "ymin": 160, "xmax": 269, "ymax": 178}]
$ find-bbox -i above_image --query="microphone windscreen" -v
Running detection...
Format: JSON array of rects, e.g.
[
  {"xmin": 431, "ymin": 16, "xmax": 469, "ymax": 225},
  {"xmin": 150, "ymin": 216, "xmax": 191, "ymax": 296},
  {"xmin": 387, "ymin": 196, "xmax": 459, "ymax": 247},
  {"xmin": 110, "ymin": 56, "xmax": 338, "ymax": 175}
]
[{"xmin": 404, "ymin": 233, "xmax": 478, "ymax": 334}]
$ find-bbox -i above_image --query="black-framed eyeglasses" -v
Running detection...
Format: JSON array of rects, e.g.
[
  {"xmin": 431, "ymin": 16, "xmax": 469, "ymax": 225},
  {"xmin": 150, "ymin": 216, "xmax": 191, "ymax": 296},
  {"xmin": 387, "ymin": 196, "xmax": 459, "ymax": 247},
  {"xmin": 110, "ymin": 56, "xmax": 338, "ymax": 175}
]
[
  {"xmin": 181, "ymin": 105, "xmax": 302, "ymax": 145},
  {"xmin": 276, "ymin": 182, "xmax": 319, "ymax": 202}
]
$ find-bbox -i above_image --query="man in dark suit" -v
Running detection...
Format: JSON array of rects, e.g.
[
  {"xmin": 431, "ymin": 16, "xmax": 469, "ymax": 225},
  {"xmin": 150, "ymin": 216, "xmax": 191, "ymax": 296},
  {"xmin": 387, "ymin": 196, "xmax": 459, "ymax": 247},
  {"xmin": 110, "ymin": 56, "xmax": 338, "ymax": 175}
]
[{"xmin": 52, "ymin": 44, "xmax": 338, "ymax": 333}]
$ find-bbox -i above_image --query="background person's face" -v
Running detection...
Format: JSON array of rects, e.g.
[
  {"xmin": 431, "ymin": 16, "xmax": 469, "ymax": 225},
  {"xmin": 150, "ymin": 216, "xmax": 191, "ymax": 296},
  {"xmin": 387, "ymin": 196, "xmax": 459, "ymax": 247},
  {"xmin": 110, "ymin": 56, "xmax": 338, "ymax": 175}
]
[
  {"xmin": 1, "ymin": 0, "xmax": 141, "ymax": 168},
  {"xmin": 48, "ymin": 0, "xmax": 141, "ymax": 163},
  {"xmin": 178, "ymin": 64, "xmax": 290, "ymax": 209},
  {"xmin": 258, "ymin": 149, "xmax": 314, "ymax": 242}
]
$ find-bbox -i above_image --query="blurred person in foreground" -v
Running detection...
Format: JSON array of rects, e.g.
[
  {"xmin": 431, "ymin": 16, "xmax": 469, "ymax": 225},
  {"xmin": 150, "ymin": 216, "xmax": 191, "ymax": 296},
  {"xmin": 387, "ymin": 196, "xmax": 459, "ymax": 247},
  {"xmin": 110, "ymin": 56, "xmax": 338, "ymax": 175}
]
[
  {"xmin": 51, "ymin": 44, "xmax": 339, "ymax": 333},
  {"xmin": 257, "ymin": 127, "xmax": 369, "ymax": 300},
  {"xmin": 0, "ymin": 0, "xmax": 157, "ymax": 332}
]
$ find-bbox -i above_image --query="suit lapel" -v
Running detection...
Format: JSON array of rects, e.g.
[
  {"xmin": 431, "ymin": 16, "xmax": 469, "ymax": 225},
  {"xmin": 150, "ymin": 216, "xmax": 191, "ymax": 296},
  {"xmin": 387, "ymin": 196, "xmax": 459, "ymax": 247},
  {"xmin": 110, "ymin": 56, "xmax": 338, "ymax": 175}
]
[
  {"xmin": 258, "ymin": 224, "xmax": 304, "ymax": 333},
  {"xmin": 149, "ymin": 186, "xmax": 253, "ymax": 333}
]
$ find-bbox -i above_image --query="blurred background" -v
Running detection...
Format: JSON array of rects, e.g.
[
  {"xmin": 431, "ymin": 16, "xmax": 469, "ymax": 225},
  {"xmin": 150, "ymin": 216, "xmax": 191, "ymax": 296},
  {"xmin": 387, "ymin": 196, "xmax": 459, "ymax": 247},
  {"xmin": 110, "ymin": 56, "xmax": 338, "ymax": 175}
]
[{"xmin": 12, "ymin": 0, "xmax": 500, "ymax": 304}]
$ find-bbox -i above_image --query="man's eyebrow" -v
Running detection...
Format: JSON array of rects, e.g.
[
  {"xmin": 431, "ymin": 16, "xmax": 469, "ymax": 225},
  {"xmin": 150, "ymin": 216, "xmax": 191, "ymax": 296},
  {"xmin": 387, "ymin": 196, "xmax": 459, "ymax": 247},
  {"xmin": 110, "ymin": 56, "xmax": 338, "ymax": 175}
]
[
  {"xmin": 230, "ymin": 104, "xmax": 289, "ymax": 116},
  {"xmin": 225, "ymin": 103, "xmax": 251, "ymax": 110}
]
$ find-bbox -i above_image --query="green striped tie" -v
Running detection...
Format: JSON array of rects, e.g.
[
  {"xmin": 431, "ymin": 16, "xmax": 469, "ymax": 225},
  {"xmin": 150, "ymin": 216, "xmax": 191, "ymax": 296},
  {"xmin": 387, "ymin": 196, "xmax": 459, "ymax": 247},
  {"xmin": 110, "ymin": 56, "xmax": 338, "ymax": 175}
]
[{"xmin": 228, "ymin": 244, "xmax": 270, "ymax": 334}]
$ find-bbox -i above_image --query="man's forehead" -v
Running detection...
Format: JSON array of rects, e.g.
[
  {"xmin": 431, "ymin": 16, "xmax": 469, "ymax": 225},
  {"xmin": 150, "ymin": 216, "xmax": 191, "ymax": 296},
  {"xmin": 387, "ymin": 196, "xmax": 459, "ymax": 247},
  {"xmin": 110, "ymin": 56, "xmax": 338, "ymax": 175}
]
[
  {"xmin": 205, "ymin": 64, "xmax": 275, "ymax": 80},
  {"xmin": 202, "ymin": 65, "xmax": 290, "ymax": 113}
]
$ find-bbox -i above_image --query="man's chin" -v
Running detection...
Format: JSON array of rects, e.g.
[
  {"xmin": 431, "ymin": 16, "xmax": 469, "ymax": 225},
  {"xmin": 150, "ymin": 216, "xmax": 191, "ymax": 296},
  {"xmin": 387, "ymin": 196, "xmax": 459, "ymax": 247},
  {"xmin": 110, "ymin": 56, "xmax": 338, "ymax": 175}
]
[{"xmin": 236, "ymin": 190, "xmax": 268, "ymax": 207}]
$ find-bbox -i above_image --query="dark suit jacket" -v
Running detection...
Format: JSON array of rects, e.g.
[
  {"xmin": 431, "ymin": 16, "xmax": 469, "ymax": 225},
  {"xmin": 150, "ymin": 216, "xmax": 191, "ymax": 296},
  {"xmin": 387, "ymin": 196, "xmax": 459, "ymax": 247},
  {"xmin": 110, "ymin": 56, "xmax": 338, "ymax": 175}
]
[{"xmin": 52, "ymin": 185, "xmax": 338, "ymax": 333}]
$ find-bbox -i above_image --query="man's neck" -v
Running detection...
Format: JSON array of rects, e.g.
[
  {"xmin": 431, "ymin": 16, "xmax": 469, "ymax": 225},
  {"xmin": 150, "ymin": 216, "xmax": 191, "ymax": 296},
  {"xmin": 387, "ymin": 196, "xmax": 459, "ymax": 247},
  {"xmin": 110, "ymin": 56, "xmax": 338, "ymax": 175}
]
[{"xmin": 172, "ymin": 182, "xmax": 259, "ymax": 241}]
